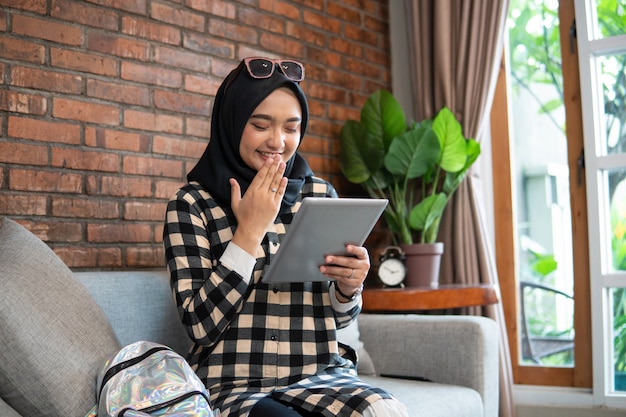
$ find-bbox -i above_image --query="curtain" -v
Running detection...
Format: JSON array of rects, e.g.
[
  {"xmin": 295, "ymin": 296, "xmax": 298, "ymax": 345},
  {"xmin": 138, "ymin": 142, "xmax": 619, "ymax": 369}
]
[{"xmin": 403, "ymin": 1, "xmax": 515, "ymax": 417}]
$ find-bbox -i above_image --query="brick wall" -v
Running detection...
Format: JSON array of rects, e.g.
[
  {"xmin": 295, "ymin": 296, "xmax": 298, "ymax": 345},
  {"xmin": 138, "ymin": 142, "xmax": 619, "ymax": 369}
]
[{"xmin": 0, "ymin": 0, "xmax": 391, "ymax": 269}]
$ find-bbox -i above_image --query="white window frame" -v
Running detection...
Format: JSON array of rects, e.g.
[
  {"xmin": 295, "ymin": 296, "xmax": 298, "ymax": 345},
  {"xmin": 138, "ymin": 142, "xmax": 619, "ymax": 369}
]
[{"xmin": 574, "ymin": 0, "xmax": 626, "ymax": 408}]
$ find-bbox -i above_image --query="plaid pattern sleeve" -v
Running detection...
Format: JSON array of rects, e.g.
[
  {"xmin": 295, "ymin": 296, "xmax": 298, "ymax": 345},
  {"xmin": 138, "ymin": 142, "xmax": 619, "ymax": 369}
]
[{"xmin": 163, "ymin": 178, "xmax": 394, "ymax": 417}]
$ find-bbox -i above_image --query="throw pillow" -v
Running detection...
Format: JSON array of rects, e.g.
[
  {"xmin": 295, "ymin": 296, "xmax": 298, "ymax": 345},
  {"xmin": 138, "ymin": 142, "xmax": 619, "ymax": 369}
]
[
  {"xmin": 336, "ymin": 318, "xmax": 377, "ymax": 375},
  {"xmin": 0, "ymin": 217, "xmax": 121, "ymax": 417}
]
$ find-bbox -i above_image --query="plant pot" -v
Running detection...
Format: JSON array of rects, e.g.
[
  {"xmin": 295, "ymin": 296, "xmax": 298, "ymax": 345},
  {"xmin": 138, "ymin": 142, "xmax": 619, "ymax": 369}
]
[{"xmin": 400, "ymin": 242, "xmax": 444, "ymax": 288}]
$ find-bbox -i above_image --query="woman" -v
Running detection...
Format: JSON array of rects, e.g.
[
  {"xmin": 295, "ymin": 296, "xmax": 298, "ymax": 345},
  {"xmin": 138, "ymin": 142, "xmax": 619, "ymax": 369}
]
[{"xmin": 163, "ymin": 57, "xmax": 408, "ymax": 417}]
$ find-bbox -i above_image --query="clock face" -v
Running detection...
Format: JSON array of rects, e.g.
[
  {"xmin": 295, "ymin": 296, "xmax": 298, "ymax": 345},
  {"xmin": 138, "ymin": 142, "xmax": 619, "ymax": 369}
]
[{"xmin": 378, "ymin": 257, "xmax": 406, "ymax": 287}]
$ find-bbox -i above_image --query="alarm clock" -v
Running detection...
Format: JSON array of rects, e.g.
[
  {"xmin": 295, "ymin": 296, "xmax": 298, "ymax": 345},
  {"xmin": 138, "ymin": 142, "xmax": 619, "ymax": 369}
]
[{"xmin": 377, "ymin": 246, "xmax": 407, "ymax": 287}]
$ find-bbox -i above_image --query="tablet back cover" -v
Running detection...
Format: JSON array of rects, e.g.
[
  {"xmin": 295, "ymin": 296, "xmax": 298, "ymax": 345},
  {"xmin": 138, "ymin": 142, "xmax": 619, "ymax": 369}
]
[{"xmin": 261, "ymin": 197, "xmax": 387, "ymax": 283}]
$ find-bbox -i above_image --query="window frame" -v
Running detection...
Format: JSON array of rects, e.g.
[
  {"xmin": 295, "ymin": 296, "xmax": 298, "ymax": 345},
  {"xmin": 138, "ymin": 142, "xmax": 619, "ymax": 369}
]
[
  {"xmin": 573, "ymin": 0, "xmax": 626, "ymax": 408},
  {"xmin": 490, "ymin": 0, "xmax": 592, "ymax": 388}
]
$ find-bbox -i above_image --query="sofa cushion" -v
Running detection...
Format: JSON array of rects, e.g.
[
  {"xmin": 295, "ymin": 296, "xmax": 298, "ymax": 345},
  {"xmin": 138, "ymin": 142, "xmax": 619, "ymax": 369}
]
[
  {"xmin": 75, "ymin": 270, "xmax": 193, "ymax": 356},
  {"xmin": 0, "ymin": 217, "xmax": 121, "ymax": 417},
  {"xmin": 0, "ymin": 396, "xmax": 22, "ymax": 417},
  {"xmin": 361, "ymin": 375, "xmax": 484, "ymax": 417},
  {"xmin": 336, "ymin": 319, "xmax": 376, "ymax": 375}
]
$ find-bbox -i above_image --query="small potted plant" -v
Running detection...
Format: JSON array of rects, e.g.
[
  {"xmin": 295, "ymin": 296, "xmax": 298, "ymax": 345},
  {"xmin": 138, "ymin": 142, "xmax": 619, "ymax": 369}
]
[{"xmin": 339, "ymin": 90, "xmax": 480, "ymax": 287}]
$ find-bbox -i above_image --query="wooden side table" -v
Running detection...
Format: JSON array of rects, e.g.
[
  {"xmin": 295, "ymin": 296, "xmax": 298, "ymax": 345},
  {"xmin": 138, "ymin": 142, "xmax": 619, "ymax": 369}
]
[{"xmin": 361, "ymin": 284, "xmax": 499, "ymax": 313}]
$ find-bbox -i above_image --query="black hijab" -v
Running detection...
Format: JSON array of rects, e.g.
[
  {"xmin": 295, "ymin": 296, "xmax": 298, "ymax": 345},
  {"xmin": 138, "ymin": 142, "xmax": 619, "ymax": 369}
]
[{"xmin": 187, "ymin": 60, "xmax": 313, "ymax": 214}]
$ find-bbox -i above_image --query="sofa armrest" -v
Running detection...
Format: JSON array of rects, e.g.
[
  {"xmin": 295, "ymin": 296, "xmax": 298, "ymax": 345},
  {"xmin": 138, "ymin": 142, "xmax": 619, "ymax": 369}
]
[
  {"xmin": 358, "ymin": 313, "xmax": 499, "ymax": 417},
  {"xmin": 0, "ymin": 396, "xmax": 23, "ymax": 417}
]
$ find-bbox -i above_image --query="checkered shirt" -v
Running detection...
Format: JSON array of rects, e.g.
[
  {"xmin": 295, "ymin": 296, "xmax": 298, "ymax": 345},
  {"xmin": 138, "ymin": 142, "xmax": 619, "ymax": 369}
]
[{"xmin": 163, "ymin": 177, "xmax": 392, "ymax": 417}]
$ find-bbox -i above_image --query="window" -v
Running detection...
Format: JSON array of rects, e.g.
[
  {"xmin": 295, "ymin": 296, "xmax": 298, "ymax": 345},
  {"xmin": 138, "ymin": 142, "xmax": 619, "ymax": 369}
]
[
  {"xmin": 491, "ymin": 0, "xmax": 592, "ymax": 388},
  {"xmin": 492, "ymin": 0, "xmax": 626, "ymax": 405},
  {"xmin": 574, "ymin": 0, "xmax": 626, "ymax": 407}
]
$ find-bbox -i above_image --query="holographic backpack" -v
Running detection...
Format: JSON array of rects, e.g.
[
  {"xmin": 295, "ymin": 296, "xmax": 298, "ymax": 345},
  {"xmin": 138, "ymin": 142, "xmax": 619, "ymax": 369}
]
[{"xmin": 85, "ymin": 341, "xmax": 214, "ymax": 417}]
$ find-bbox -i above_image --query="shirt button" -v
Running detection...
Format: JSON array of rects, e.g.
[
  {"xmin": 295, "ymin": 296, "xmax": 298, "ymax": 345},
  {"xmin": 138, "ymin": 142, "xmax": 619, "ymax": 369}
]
[
  {"xmin": 272, "ymin": 242, "xmax": 278, "ymax": 246},
  {"xmin": 271, "ymin": 334, "xmax": 278, "ymax": 341},
  {"xmin": 273, "ymin": 287, "xmax": 279, "ymax": 293}
]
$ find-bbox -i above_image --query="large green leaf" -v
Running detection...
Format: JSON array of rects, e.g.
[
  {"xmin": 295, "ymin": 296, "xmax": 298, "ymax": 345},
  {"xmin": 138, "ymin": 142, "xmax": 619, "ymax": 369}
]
[
  {"xmin": 408, "ymin": 193, "xmax": 448, "ymax": 243},
  {"xmin": 361, "ymin": 90, "xmax": 406, "ymax": 151},
  {"xmin": 339, "ymin": 120, "xmax": 384, "ymax": 184},
  {"xmin": 383, "ymin": 127, "xmax": 440, "ymax": 179},
  {"xmin": 443, "ymin": 138, "xmax": 481, "ymax": 194},
  {"xmin": 432, "ymin": 107, "xmax": 468, "ymax": 173}
]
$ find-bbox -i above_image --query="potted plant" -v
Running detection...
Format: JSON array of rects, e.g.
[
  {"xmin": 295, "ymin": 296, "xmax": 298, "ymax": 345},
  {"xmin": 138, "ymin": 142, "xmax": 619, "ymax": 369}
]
[{"xmin": 339, "ymin": 89, "xmax": 480, "ymax": 287}]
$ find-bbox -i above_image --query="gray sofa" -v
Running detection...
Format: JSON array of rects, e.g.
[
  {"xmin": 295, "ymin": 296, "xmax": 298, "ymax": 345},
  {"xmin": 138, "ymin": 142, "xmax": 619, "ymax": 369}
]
[{"xmin": 0, "ymin": 217, "xmax": 499, "ymax": 417}]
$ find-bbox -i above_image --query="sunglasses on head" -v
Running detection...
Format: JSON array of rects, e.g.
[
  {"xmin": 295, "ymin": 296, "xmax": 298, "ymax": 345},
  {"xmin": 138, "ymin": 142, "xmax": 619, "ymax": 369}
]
[{"xmin": 243, "ymin": 57, "xmax": 305, "ymax": 82}]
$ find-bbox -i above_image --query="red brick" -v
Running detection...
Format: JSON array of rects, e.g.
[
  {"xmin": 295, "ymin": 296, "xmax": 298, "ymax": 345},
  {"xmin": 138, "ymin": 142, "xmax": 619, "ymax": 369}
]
[
  {"xmin": 286, "ymin": 22, "xmax": 326, "ymax": 46},
  {"xmin": 22, "ymin": 220, "xmax": 83, "ymax": 242},
  {"xmin": 122, "ymin": 155, "xmax": 183, "ymax": 178},
  {"xmin": 121, "ymin": 61, "xmax": 181, "ymax": 88},
  {"xmin": 0, "ymin": 142, "xmax": 48, "ymax": 165},
  {"xmin": 52, "ymin": 0, "xmax": 119, "ymax": 30},
  {"xmin": 127, "ymin": 245, "xmax": 165, "ymax": 267},
  {"xmin": 259, "ymin": 0, "xmax": 300, "ymax": 19},
  {"xmin": 153, "ymin": 223, "xmax": 164, "ymax": 243},
  {"xmin": 0, "ymin": 167, "xmax": 4, "ymax": 188},
  {"xmin": 186, "ymin": 0, "xmax": 236, "ymax": 18},
  {"xmin": 208, "ymin": 19, "xmax": 257, "ymax": 44},
  {"xmin": 124, "ymin": 201, "xmax": 167, "ymax": 221},
  {"xmin": 85, "ymin": 126, "xmax": 150, "ymax": 152},
  {"xmin": 51, "ymin": 196, "xmax": 119, "ymax": 218},
  {"xmin": 121, "ymin": 15, "xmax": 181, "ymax": 45},
  {"xmin": 183, "ymin": 32, "xmax": 234, "ymax": 56},
  {"xmin": 155, "ymin": 179, "xmax": 185, "ymax": 200},
  {"xmin": 9, "ymin": 168, "xmax": 83, "ymax": 193},
  {"xmin": 239, "ymin": 7, "xmax": 285, "ymax": 34},
  {"xmin": 153, "ymin": 46, "xmax": 210, "ymax": 73},
  {"xmin": 299, "ymin": 135, "xmax": 329, "ymax": 155},
  {"xmin": 50, "ymin": 48, "xmax": 117, "ymax": 77},
  {"xmin": 86, "ymin": 78, "xmax": 150, "ymax": 106},
  {"xmin": 55, "ymin": 245, "xmax": 122, "ymax": 268},
  {"xmin": 150, "ymin": 2, "xmax": 204, "ymax": 32},
  {"xmin": 88, "ymin": 222, "xmax": 152, "ymax": 242},
  {"xmin": 327, "ymin": 103, "xmax": 356, "ymax": 122},
  {"xmin": 184, "ymin": 74, "xmax": 221, "ymax": 96},
  {"xmin": 327, "ymin": 2, "xmax": 361, "ymax": 24},
  {"xmin": 0, "ymin": 194, "xmax": 47, "ymax": 215},
  {"xmin": 0, "ymin": 36, "xmax": 45, "ymax": 64},
  {"xmin": 0, "ymin": 10, "xmax": 7, "ymax": 32},
  {"xmin": 186, "ymin": 117, "xmax": 211, "ymax": 139},
  {"xmin": 53, "ymin": 97, "xmax": 120, "ymax": 126},
  {"xmin": 306, "ymin": 82, "xmax": 347, "ymax": 103},
  {"xmin": 364, "ymin": 14, "xmax": 388, "ymax": 34},
  {"xmin": 84, "ymin": 0, "xmax": 147, "ymax": 15},
  {"xmin": 328, "ymin": 36, "xmax": 363, "ymax": 57},
  {"xmin": 152, "ymin": 135, "xmax": 207, "ymax": 159},
  {"xmin": 85, "ymin": 175, "xmax": 152, "ymax": 197},
  {"xmin": 305, "ymin": 48, "xmax": 343, "ymax": 68},
  {"xmin": 124, "ymin": 110, "xmax": 183, "ymax": 134},
  {"xmin": 344, "ymin": 24, "xmax": 378, "ymax": 46},
  {"xmin": 13, "ymin": 14, "xmax": 83, "ymax": 46},
  {"xmin": 259, "ymin": 33, "xmax": 304, "ymax": 56},
  {"xmin": 86, "ymin": 31, "xmax": 150, "ymax": 60},
  {"xmin": 0, "ymin": 90, "xmax": 47, "ymax": 115},
  {"xmin": 303, "ymin": 10, "xmax": 340, "ymax": 33},
  {"xmin": 1, "ymin": 0, "xmax": 47, "ymax": 13},
  {"xmin": 51, "ymin": 147, "xmax": 119, "ymax": 172},
  {"xmin": 154, "ymin": 89, "xmax": 210, "ymax": 116},
  {"xmin": 8, "ymin": 116, "xmax": 81, "ymax": 144},
  {"xmin": 11, "ymin": 65, "xmax": 83, "ymax": 94}
]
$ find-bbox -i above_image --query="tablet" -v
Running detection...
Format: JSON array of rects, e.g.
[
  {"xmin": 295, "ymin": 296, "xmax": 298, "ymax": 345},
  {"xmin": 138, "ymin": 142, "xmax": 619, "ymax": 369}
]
[{"xmin": 261, "ymin": 197, "xmax": 388, "ymax": 284}]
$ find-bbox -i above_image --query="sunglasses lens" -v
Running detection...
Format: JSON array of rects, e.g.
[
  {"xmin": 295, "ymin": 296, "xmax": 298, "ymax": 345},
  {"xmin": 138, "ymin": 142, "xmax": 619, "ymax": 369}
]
[
  {"xmin": 247, "ymin": 59, "xmax": 273, "ymax": 78},
  {"xmin": 280, "ymin": 61, "xmax": 304, "ymax": 81}
]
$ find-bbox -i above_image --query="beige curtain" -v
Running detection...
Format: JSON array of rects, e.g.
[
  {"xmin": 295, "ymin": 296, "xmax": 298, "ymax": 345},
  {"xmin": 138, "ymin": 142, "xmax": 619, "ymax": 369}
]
[{"xmin": 403, "ymin": 1, "xmax": 515, "ymax": 417}]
